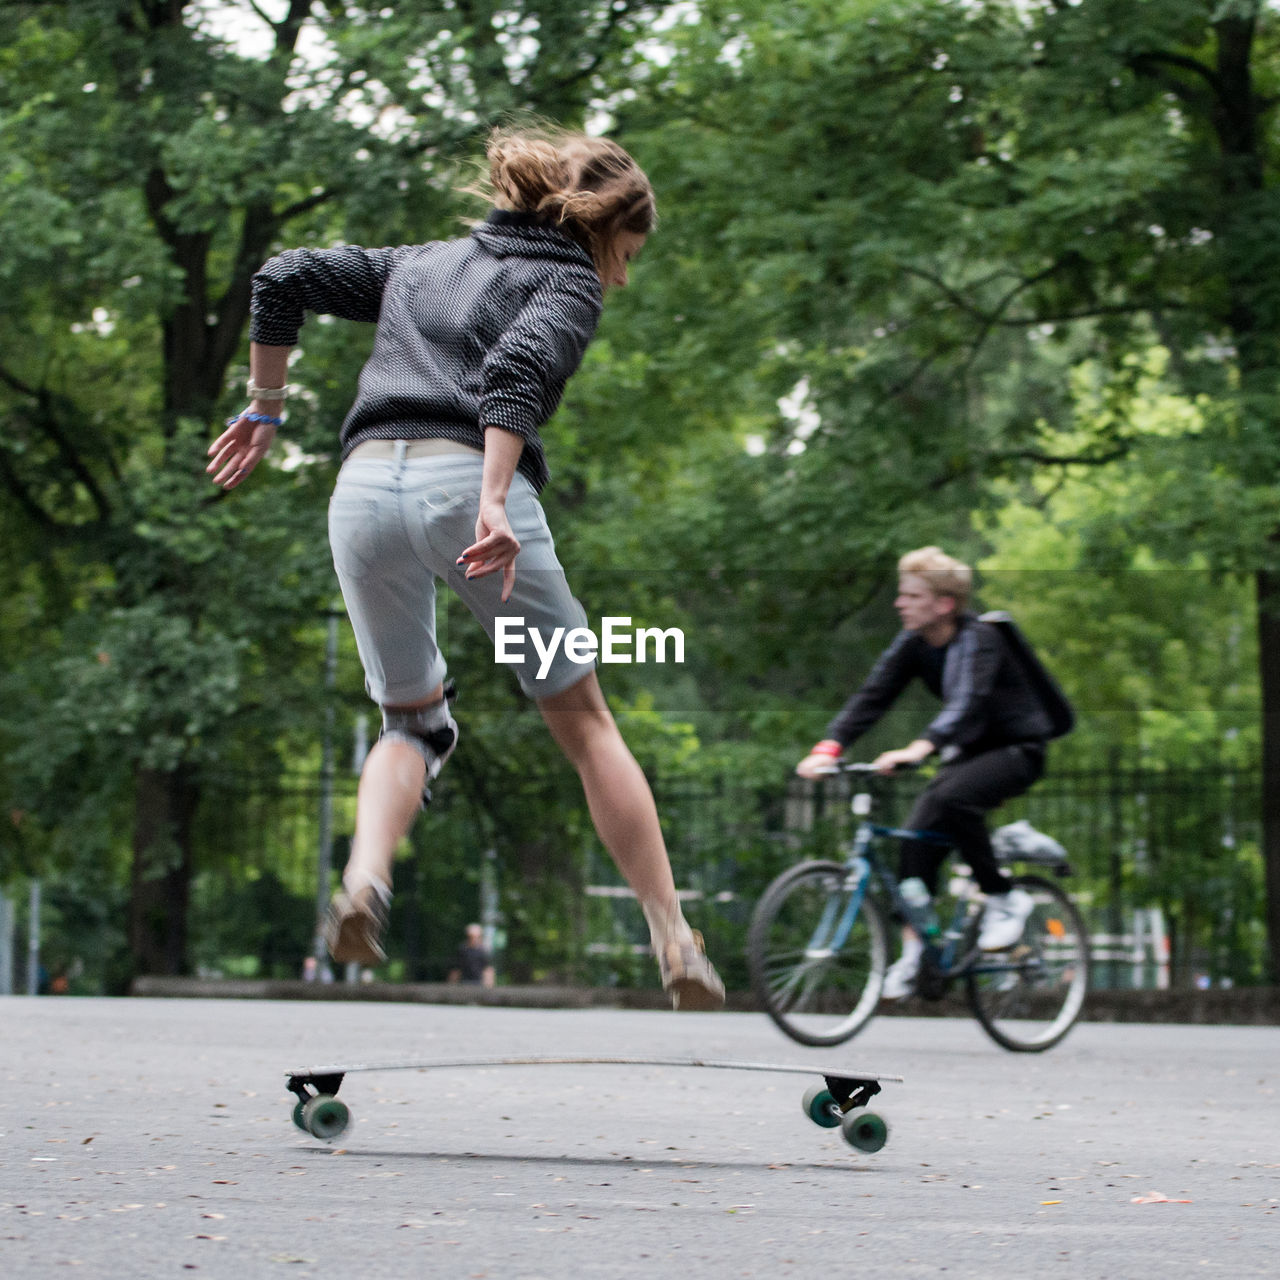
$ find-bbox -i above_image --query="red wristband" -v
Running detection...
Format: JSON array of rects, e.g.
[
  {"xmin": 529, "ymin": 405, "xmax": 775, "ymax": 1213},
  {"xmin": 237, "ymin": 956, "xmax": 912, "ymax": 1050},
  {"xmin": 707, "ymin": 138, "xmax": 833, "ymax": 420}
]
[{"xmin": 810, "ymin": 740, "xmax": 843, "ymax": 759}]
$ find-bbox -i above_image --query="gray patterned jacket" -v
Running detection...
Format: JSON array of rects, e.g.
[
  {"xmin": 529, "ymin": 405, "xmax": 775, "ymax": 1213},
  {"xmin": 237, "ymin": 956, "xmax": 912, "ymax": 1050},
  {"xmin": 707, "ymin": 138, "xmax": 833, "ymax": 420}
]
[{"xmin": 249, "ymin": 211, "xmax": 603, "ymax": 492}]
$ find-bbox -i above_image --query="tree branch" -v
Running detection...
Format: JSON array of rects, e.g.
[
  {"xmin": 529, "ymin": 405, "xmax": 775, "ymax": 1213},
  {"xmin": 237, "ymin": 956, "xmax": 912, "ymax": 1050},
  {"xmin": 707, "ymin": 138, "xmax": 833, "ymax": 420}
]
[
  {"xmin": 922, "ymin": 441, "xmax": 1130, "ymax": 494},
  {"xmin": 276, "ymin": 187, "xmax": 339, "ymax": 223},
  {"xmin": 900, "ymin": 262, "xmax": 1184, "ymax": 329},
  {"xmin": 0, "ymin": 443, "xmax": 59, "ymax": 533},
  {"xmin": 271, "ymin": 0, "xmax": 314, "ymax": 57},
  {"xmin": 35, "ymin": 390, "xmax": 115, "ymax": 521},
  {"xmin": 0, "ymin": 361, "xmax": 38, "ymax": 399},
  {"xmin": 1129, "ymin": 50, "xmax": 1223, "ymax": 98},
  {"xmin": 997, "ymin": 445, "xmax": 1131, "ymax": 468},
  {"xmin": 997, "ymin": 302, "xmax": 1188, "ymax": 326},
  {"xmin": 0, "ymin": 362, "xmax": 115, "ymax": 521},
  {"xmin": 898, "ymin": 264, "xmax": 989, "ymax": 320}
]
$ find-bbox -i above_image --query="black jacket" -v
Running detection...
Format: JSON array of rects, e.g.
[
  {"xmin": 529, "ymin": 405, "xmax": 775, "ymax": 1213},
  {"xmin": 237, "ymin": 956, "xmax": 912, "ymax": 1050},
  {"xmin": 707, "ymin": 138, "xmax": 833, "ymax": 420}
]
[
  {"xmin": 249, "ymin": 211, "xmax": 603, "ymax": 492},
  {"xmin": 825, "ymin": 613, "xmax": 1057, "ymax": 757}
]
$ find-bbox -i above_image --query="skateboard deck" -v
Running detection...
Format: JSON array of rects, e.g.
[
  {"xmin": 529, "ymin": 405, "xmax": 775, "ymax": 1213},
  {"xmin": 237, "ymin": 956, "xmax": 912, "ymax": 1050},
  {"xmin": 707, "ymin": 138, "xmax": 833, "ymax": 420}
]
[{"xmin": 284, "ymin": 1055, "xmax": 903, "ymax": 1153}]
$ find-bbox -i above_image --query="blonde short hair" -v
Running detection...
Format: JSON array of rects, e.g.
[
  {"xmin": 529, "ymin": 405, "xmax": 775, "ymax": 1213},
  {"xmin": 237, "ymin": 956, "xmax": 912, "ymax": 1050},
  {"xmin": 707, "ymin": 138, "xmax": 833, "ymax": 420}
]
[{"xmin": 897, "ymin": 546, "xmax": 972, "ymax": 610}]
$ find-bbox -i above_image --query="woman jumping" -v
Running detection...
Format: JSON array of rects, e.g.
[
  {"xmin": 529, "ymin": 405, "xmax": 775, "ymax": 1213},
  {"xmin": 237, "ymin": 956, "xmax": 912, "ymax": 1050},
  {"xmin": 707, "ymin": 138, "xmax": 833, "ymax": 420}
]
[{"xmin": 207, "ymin": 127, "xmax": 723, "ymax": 1011}]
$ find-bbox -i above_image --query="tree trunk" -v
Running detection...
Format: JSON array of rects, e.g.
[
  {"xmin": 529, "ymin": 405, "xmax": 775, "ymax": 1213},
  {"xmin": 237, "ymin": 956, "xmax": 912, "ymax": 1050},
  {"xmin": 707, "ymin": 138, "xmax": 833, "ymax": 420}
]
[
  {"xmin": 1257, "ymin": 570, "xmax": 1280, "ymax": 982},
  {"xmin": 129, "ymin": 765, "xmax": 200, "ymax": 976},
  {"xmin": 1209, "ymin": 13, "xmax": 1279, "ymax": 983}
]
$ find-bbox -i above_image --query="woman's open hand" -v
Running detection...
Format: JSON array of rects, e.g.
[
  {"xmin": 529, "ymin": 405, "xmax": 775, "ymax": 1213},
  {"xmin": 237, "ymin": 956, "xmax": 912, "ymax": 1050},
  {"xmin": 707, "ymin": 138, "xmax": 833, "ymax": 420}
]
[
  {"xmin": 458, "ymin": 497, "xmax": 521, "ymax": 602},
  {"xmin": 207, "ymin": 408, "xmax": 279, "ymax": 489}
]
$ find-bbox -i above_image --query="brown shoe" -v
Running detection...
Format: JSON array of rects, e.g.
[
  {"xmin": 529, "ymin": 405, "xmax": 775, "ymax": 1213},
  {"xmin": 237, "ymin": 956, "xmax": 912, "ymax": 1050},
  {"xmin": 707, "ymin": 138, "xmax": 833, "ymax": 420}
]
[
  {"xmin": 658, "ymin": 930, "xmax": 726, "ymax": 1011},
  {"xmin": 324, "ymin": 886, "xmax": 389, "ymax": 966}
]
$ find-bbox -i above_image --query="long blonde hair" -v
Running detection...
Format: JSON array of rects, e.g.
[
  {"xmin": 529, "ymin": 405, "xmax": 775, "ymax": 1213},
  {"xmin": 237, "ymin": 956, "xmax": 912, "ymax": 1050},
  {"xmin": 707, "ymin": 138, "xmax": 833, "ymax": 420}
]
[{"xmin": 479, "ymin": 125, "xmax": 656, "ymax": 273}]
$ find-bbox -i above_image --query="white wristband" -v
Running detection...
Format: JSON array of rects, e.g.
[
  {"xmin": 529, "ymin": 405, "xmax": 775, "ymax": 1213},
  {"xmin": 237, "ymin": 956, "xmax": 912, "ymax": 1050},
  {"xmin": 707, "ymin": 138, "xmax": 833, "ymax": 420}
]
[{"xmin": 247, "ymin": 381, "xmax": 289, "ymax": 401}]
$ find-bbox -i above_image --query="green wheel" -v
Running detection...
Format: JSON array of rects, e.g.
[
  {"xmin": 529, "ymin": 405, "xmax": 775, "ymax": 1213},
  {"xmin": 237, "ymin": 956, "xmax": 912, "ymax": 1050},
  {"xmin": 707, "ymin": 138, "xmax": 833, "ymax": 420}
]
[
  {"xmin": 841, "ymin": 1110, "xmax": 888, "ymax": 1153},
  {"xmin": 291, "ymin": 1098, "xmax": 309, "ymax": 1132},
  {"xmin": 801, "ymin": 1084, "xmax": 841, "ymax": 1129},
  {"xmin": 302, "ymin": 1094, "xmax": 351, "ymax": 1142}
]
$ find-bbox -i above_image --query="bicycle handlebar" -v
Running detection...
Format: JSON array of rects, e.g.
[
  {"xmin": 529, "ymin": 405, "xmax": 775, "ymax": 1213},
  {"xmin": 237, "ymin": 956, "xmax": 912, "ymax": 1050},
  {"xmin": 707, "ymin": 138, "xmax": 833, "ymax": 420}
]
[{"xmin": 810, "ymin": 760, "xmax": 922, "ymax": 777}]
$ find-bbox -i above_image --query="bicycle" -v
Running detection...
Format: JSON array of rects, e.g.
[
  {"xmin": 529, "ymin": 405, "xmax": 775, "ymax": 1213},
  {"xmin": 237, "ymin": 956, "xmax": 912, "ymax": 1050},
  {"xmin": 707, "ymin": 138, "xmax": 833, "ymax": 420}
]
[{"xmin": 747, "ymin": 762, "xmax": 1090, "ymax": 1052}]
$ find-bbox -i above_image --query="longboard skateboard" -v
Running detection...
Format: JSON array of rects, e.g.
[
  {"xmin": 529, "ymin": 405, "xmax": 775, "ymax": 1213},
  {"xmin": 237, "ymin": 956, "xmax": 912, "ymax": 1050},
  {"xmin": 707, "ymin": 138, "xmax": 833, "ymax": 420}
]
[{"xmin": 284, "ymin": 1054, "xmax": 903, "ymax": 1153}]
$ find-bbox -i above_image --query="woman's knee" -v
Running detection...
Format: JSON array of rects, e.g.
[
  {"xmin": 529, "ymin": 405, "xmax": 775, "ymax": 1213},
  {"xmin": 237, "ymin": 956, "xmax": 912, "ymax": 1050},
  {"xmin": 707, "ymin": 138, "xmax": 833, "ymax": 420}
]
[{"xmin": 537, "ymin": 672, "xmax": 617, "ymax": 763}]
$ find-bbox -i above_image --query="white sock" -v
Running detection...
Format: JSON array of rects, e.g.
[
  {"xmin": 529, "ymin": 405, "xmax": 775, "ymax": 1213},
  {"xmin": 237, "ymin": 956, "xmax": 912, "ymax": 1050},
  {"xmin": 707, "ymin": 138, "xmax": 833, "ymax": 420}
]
[{"xmin": 898, "ymin": 935, "xmax": 925, "ymax": 965}]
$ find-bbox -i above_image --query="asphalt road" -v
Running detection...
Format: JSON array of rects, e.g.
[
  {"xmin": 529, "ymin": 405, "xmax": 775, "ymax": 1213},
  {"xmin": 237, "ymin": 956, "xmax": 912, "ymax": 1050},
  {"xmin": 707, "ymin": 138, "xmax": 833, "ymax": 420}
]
[{"xmin": 2, "ymin": 997, "xmax": 1275, "ymax": 1278}]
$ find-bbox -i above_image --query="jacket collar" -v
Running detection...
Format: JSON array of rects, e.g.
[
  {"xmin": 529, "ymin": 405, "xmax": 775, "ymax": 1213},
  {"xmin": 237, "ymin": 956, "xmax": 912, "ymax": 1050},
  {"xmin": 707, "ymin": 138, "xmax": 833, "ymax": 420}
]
[{"xmin": 471, "ymin": 208, "xmax": 595, "ymax": 269}]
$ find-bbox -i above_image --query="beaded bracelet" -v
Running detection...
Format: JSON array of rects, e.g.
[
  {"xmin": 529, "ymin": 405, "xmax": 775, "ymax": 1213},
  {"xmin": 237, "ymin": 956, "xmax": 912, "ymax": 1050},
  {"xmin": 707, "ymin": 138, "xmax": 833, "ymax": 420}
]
[{"xmin": 226, "ymin": 411, "xmax": 285, "ymax": 427}]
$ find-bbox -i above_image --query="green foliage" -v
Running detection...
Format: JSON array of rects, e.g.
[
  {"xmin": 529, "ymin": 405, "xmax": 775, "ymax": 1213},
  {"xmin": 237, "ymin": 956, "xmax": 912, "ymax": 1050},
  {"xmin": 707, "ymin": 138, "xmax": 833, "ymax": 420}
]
[
  {"xmin": 976, "ymin": 358, "xmax": 1261, "ymax": 764},
  {"xmin": 189, "ymin": 870, "xmax": 314, "ymax": 980},
  {"xmin": 0, "ymin": 0, "xmax": 689, "ymax": 981},
  {"xmin": 3, "ymin": 0, "xmax": 1278, "ymax": 986}
]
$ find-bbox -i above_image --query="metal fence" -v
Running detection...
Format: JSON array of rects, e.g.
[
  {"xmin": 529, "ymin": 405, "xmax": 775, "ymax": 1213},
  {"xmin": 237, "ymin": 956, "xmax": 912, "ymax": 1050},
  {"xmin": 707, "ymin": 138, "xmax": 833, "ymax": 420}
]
[
  {"xmin": 26, "ymin": 756, "xmax": 1245, "ymax": 992},
  {"xmin": 990, "ymin": 759, "xmax": 1262, "ymax": 987},
  {"xmin": 593, "ymin": 760, "xmax": 1267, "ymax": 991},
  {"xmin": 2, "ymin": 757, "xmax": 1265, "ymax": 993}
]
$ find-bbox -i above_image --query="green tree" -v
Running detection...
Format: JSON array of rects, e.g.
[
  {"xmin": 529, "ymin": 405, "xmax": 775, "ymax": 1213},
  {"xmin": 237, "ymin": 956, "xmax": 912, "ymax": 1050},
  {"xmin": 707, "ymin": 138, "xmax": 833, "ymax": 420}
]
[
  {"xmin": 611, "ymin": 0, "xmax": 1280, "ymax": 975},
  {"xmin": 0, "ymin": 0, "xmax": 672, "ymax": 977}
]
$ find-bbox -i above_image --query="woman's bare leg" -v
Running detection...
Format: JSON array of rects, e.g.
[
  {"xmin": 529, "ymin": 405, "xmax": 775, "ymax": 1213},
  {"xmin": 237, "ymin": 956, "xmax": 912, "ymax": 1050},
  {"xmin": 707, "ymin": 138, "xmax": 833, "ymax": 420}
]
[
  {"xmin": 342, "ymin": 684, "xmax": 442, "ymax": 892},
  {"xmin": 537, "ymin": 671, "xmax": 723, "ymax": 1009},
  {"xmin": 343, "ymin": 740, "xmax": 428, "ymax": 892},
  {"xmin": 327, "ymin": 684, "xmax": 448, "ymax": 965},
  {"xmin": 537, "ymin": 674, "xmax": 677, "ymax": 908}
]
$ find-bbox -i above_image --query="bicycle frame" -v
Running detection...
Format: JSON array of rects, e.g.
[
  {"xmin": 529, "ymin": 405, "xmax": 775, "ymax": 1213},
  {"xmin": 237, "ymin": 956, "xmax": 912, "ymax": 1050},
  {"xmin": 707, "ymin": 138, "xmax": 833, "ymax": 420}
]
[{"xmin": 827, "ymin": 783, "xmax": 1028, "ymax": 983}]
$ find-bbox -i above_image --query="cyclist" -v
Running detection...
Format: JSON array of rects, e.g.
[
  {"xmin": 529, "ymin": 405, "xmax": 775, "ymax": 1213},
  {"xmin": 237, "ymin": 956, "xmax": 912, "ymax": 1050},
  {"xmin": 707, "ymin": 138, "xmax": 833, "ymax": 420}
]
[{"xmin": 795, "ymin": 547, "xmax": 1070, "ymax": 998}]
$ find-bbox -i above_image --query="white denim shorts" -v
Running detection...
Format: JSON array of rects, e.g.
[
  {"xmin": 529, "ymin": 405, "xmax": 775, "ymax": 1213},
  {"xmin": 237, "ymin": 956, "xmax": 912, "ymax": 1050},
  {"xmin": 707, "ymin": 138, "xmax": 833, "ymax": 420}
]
[{"xmin": 328, "ymin": 443, "xmax": 591, "ymax": 704}]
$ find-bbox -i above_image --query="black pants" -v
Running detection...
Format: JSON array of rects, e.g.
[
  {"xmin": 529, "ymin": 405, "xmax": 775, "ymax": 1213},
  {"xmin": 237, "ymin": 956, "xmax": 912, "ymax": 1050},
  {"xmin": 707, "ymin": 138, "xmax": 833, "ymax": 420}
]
[{"xmin": 899, "ymin": 743, "xmax": 1046, "ymax": 896}]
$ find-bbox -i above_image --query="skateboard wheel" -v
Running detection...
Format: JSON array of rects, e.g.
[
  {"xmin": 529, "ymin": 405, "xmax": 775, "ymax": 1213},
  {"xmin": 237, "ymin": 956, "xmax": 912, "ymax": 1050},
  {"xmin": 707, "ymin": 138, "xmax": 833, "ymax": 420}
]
[
  {"xmin": 302, "ymin": 1095, "xmax": 351, "ymax": 1141},
  {"xmin": 841, "ymin": 1110, "xmax": 888, "ymax": 1153},
  {"xmin": 801, "ymin": 1084, "xmax": 841, "ymax": 1129},
  {"xmin": 291, "ymin": 1099, "xmax": 309, "ymax": 1132}
]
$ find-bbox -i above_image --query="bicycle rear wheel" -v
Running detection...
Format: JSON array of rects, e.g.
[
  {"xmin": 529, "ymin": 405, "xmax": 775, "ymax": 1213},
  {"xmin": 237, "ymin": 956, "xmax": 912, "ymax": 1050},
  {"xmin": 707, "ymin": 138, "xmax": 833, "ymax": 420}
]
[
  {"xmin": 966, "ymin": 873, "xmax": 1090, "ymax": 1052},
  {"xmin": 748, "ymin": 860, "xmax": 890, "ymax": 1047}
]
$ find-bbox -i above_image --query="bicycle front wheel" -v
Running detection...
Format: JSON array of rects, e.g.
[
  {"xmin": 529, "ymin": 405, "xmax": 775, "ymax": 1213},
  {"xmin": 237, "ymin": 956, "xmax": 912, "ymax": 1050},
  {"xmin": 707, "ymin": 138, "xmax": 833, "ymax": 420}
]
[
  {"xmin": 748, "ymin": 860, "xmax": 890, "ymax": 1047},
  {"xmin": 966, "ymin": 873, "xmax": 1090, "ymax": 1052}
]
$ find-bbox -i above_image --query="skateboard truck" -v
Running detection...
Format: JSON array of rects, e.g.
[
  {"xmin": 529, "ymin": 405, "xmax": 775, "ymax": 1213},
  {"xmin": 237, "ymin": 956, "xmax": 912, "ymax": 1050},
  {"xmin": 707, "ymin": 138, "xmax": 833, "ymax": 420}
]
[
  {"xmin": 287, "ymin": 1071, "xmax": 345, "ymax": 1103},
  {"xmin": 822, "ymin": 1073, "xmax": 881, "ymax": 1113},
  {"xmin": 286, "ymin": 1072, "xmax": 351, "ymax": 1142}
]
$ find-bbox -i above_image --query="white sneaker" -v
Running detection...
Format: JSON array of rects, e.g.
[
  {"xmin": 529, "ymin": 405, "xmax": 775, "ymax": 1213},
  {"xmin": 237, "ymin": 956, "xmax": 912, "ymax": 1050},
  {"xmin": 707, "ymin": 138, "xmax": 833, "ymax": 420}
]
[
  {"xmin": 881, "ymin": 951, "xmax": 921, "ymax": 999},
  {"xmin": 979, "ymin": 888, "xmax": 1034, "ymax": 950}
]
